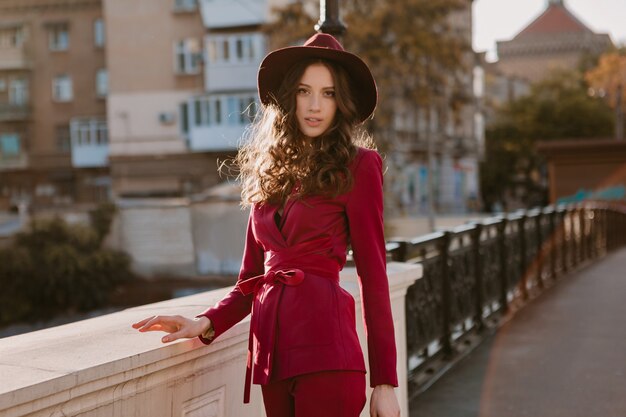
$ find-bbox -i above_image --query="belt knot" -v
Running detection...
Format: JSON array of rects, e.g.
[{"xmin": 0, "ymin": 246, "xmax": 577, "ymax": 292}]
[{"xmin": 236, "ymin": 268, "xmax": 305, "ymax": 296}]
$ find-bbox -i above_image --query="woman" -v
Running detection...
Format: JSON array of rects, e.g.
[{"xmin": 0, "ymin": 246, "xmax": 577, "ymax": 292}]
[{"xmin": 132, "ymin": 33, "xmax": 401, "ymax": 417}]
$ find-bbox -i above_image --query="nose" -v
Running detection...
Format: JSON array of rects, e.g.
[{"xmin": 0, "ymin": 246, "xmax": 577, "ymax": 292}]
[{"xmin": 309, "ymin": 93, "xmax": 321, "ymax": 112}]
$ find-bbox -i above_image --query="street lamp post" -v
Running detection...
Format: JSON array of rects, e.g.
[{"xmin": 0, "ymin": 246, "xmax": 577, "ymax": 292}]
[{"xmin": 315, "ymin": 0, "xmax": 346, "ymax": 38}]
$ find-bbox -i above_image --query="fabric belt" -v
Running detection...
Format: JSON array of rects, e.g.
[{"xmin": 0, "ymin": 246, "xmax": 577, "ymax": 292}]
[
  {"xmin": 235, "ymin": 239, "xmax": 340, "ymax": 403},
  {"xmin": 237, "ymin": 268, "xmax": 304, "ymax": 403}
]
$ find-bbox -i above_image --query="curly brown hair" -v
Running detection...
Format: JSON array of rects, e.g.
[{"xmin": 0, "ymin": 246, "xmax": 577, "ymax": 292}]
[{"xmin": 233, "ymin": 59, "xmax": 375, "ymax": 207}]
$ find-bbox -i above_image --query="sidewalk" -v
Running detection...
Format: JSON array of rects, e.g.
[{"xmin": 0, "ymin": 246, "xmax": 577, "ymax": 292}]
[{"xmin": 410, "ymin": 247, "xmax": 626, "ymax": 417}]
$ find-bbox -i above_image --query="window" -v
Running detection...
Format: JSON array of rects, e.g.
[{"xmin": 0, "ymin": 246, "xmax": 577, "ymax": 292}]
[
  {"xmin": 56, "ymin": 125, "xmax": 71, "ymax": 153},
  {"xmin": 70, "ymin": 119, "xmax": 108, "ymax": 147},
  {"xmin": 222, "ymin": 39, "xmax": 230, "ymax": 61},
  {"xmin": 206, "ymin": 34, "xmax": 262, "ymax": 65},
  {"xmin": 96, "ymin": 69, "xmax": 108, "ymax": 97},
  {"xmin": 9, "ymin": 78, "xmax": 28, "ymax": 105},
  {"xmin": 240, "ymin": 96, "xmax": 256, "ymax": 123},
  {"xmin": 473, "ymin": 66, "xmax": 484, "ymax": 99},
  {"xmin": 191, "ymin": 95, "xmax": 257, "ymax": 127},
  {"xmin": 226, "ymin": 97, "xmax": 238, "ymax": 126},
  {"xmin": 0, "ymin": 133, "xmax": 20, "ymax": 158},
  {"xmin": 48, "ymin": 23, "xmax": 69, "ymax": 51},
  {"xmin": 0, "ymin": 27, "xmax": 24, "ymax": 48},
  {"xmin": 52, "ymin": 75, "xmax": 72, "ymax": 102},
  {"xmin": 174, "ymin": 39, "xmax": 201, "ymax": 74},
  {"xmin": 179, "ymin": 102, "xmax": 189, "ymax": 134},
  {"xmin": 94, "ymin": 19, "xmax": 105, "ymax": 47}
]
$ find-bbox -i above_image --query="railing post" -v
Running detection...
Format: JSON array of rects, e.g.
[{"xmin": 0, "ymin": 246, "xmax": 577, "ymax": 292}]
[
  {"xmin": 617, "ymin": 208, "xmax": 626, "ymax": 247},
  {"xmin": 497, "ymin": 217, "xmax": 509, "ymax": 314},
  {"xmin": 561, "ymin": 208, "xmax": 569, "ymax": 274},
  {"xmin": 589, "ymin": 207, "xmax": 596, "ymax": 260},
  {"xmin": 392, "ymin": 240, "xmax": 408, "ymax": 262},
  {"xmin": 549, "ymin": 208, "xmax": 557, "ymax": 279},
  {"xmin": 535, "ymin": 212, "xmax": 544, "ymax": 289},
  {"xmin": 570, "ymin": 205, "xmax": 578, "ymax": 268},
  {"xmin": 472, "ymin": 223, "xmax": 484, "ymax": 332},
  {"xmin": 579, "ymin": 206, "xmax": 587, "ymax": 262},
  {"xmin": 519, "ymin": 213, "xmax": 529, "ymax": 301},
  {"xmin": 440, "ymin": 231, "xmax": 453, "ymax": 358}
]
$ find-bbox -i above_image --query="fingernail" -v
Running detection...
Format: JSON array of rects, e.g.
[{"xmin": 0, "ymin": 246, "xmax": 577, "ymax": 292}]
[{"xmin": 162, "ymin": 337, "xmax": 169, "ymax": 343}]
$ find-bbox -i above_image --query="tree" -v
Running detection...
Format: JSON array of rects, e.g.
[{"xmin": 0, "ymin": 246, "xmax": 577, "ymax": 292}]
[
  {"xmin": 0, "ymin": 212, "xmax": 135, "ymax": 326},
  {"xmin": 585, "ymin": 49, "xmax": 626, "ymax": 139},
  {"xmin": 481, "ymin": 69, "xmax": 614, "ymax": 211}
]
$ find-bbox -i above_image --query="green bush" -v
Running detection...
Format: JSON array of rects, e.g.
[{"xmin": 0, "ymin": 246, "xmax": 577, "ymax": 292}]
[{"xmin": 0, "ymin": 212, "xmax": 135, "ymax": 327}]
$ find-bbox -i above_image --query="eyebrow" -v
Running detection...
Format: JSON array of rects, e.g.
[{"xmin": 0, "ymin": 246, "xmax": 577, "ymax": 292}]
[{"xmin": 298, "ymin": 83, "xmax": 335, "ymax": 90}]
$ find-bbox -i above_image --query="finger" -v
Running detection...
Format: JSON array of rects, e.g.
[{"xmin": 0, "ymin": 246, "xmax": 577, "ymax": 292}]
[
  {"xmin": 131, "ymin": 316, "xmax": 155, "ymax": 329},
  {"xmin": 162, "ymin": 330, "xmax": 186, "ymax": 343},
  {"xmin": 136, "ymin": 316, "xmax": 173, "ymax": 332}
]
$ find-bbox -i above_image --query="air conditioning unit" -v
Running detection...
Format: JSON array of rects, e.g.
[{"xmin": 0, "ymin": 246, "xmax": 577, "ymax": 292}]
[{"xmin": 158, "ymin": 112, "xmax": 176, "ymax": 125}]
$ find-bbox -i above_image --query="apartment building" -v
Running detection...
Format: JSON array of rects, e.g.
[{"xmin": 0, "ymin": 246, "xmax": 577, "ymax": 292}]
[
  {"xmin": 105, "ymin": 0, "xmax": 288, "ymax": 198},
  {"xmin": 387, "ymin": 2, "xmax": 483, "ymax": 214},
  {"xmin": 0, "ymin": 0, "xmax": 108, "ymax": 210}
]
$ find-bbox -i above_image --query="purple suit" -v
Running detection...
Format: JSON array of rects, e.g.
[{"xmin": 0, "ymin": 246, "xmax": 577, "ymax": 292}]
[{"xmin": 197, "ymin": 147, "xmax": 398, "ymax": 403}]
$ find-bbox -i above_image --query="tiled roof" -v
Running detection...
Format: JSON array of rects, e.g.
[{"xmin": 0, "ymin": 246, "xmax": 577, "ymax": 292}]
[{"xmin": 515, "ymin": 2, "xmax": 592, "ymax": 38}]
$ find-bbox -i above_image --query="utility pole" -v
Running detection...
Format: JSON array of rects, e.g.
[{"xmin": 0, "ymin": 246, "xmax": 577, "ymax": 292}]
[{"xmin": 315, "ymin": 0, "xmax": 346, "ymax": 39}]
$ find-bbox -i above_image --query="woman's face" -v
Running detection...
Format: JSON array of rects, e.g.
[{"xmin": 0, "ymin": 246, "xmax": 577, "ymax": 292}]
[{"xmin": 295, "ymin": 63, "xmax": 337, "ymax": 139}]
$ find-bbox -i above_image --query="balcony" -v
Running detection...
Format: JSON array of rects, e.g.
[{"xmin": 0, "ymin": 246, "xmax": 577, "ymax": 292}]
[
  {"xmin": 199, "ymin": 0, "xmax": 266, "ymax": 29},
  {"xmin": 188, "ymin": 124, "xmax": 245, "ymax": 151},
  {"xmin": 0, "ymin": 153, "xmax": 27, "ymax": 170},
  {"xmin": 0, "ymin": 45, "xmax": 31, "ymax": 70},
  {"xmin": 185, "ymin": 94, "xmax": 257, "ymax": 152},
  {"xmin": 0, "ymin": 264, "xmax": 420, "ymax": 417},
  {"xmin": 205, "ymin": 64, "xmax": 258, "ymax": 92},
  {"xmin": 0, "ymin": 102, "xmax": 30, "ymax": 122},
  {"xmin": 72, "ymin": 142, "xmax": 109, "ymax": 168},
  {"xmin": 203, "ymin": 33, "xmax": 265, "ymax": 93},
  {"xmin": 70, "ymin": 118, "xmax": 109, "ymax": 168}
]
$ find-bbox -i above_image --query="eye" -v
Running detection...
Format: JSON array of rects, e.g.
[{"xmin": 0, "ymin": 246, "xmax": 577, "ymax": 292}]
[
  {"xmin": 324, "ymin": 90, "xmax": 336, "ymax": 98},
  {"xmin": 296, "ymin": 87, "xmax": 309, "ymax": 95}
]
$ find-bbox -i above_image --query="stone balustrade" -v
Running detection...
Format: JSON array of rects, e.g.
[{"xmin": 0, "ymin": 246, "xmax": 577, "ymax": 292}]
[{"xmin": 0, "ymin": 263, "xmax": 421, "ymax": 417}]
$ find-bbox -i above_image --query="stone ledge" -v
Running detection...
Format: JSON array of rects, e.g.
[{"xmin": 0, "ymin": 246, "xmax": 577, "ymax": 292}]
[{"xmin": 0, "ymin": 262, "xmax": 422, "ymax": 417}]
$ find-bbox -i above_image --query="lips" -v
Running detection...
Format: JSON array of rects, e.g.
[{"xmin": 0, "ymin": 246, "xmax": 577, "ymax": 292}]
[{"xmin": 304, "ymin": 117, "xmax": 322, "ymax": 127}]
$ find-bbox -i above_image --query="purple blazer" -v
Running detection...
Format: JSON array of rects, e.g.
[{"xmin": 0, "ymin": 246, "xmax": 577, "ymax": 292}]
[{"xmin": 197, "ymin": 147, "xmax": 398, "ymax": 402}]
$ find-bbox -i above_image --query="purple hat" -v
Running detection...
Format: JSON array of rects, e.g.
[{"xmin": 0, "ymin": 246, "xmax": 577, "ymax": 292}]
[{"xmin": 257, "ymin": 33, "xmax": 377, "ymax": 123}]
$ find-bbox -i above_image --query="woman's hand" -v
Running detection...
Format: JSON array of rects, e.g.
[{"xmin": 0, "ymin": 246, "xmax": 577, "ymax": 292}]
[
  {"xmin": 131, "ymin": 315, "xmax": 212, "ymax": 343},
  {"xmin": 370, "ymin": 384, "xmax": 400, "ymax": 417}
]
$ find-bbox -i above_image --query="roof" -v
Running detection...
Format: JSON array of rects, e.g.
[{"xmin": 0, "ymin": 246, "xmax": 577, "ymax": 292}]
[{"xmin": 514, "ymin": 1, "xmax": 593, "ymax": 38}]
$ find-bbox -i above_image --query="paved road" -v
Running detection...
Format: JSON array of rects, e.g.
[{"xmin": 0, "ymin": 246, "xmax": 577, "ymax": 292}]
[{"xmin": 410, "ymin": 248, "xmax": 626, "ymax": 417}]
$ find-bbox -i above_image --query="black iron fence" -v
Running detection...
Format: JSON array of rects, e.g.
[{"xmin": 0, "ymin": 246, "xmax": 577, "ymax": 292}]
[{"xmin": 387, "ymin": 203, "xmax": 626, "ymax": 394}]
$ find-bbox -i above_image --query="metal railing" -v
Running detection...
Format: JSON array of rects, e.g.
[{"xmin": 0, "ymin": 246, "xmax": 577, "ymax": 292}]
[{"xmin": 387, "ymin": 203, "xmax": 626, "ymax": 395}]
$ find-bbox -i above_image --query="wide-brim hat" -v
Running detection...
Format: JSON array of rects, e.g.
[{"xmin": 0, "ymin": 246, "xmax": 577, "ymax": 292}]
[{"xmin": 258, "ymin": 33, "xmax": 377, "ymax": 123}]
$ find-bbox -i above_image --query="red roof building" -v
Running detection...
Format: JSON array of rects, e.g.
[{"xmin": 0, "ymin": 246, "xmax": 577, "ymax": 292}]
[{"xmin": 496, "ymin": 0, "xmax": 613, "ymax": 82}]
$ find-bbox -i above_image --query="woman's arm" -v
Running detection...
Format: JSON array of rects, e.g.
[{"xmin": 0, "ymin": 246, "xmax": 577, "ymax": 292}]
[
  {"xmin": 132, "ymin": 209, "xmax": 265, "ymax": 344},
  {"xmin": 132, "ymin": 315, "xmax": 212, "ymax": 343},
  {"xmin": 195, "ymin": 209, "xmax": 265, "ymax": 343},
  {"xmin": 346, "ymin": 150, "xmax": 400, "ymax": 417},
  {"xmin": 346, "ymin": 149, "xmax": 398, "ymax": 387}
]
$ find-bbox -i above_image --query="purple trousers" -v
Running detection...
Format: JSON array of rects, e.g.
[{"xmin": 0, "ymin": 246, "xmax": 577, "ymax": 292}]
[{"xmin": 261, "ymin": 370, "xmax": 367, "ymax": 417}]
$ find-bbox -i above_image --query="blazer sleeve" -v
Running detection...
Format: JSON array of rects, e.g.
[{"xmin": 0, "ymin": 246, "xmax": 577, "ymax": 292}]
[
  {"xmin": 196, "ymin": 209, "xmax": 265, "ymax": 344},
  {"xmin": 346, "ymin": 149, "xmax": 399, "ymax": 388}
]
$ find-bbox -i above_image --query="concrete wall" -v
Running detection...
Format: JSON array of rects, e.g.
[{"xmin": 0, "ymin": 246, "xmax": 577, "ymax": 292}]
[
  {"xmin": 0, "ymin": 263, "xmax": 421, "ymax": 417},
  {"xmin": 109, "ymin": 196, "xmax": 247, "ymax": 277}
]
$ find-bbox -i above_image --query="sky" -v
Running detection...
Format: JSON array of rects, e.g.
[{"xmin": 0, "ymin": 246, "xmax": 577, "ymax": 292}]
[{"xmin": 473, "ymin": 0, "xmax": 626, "ymax": 62}]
